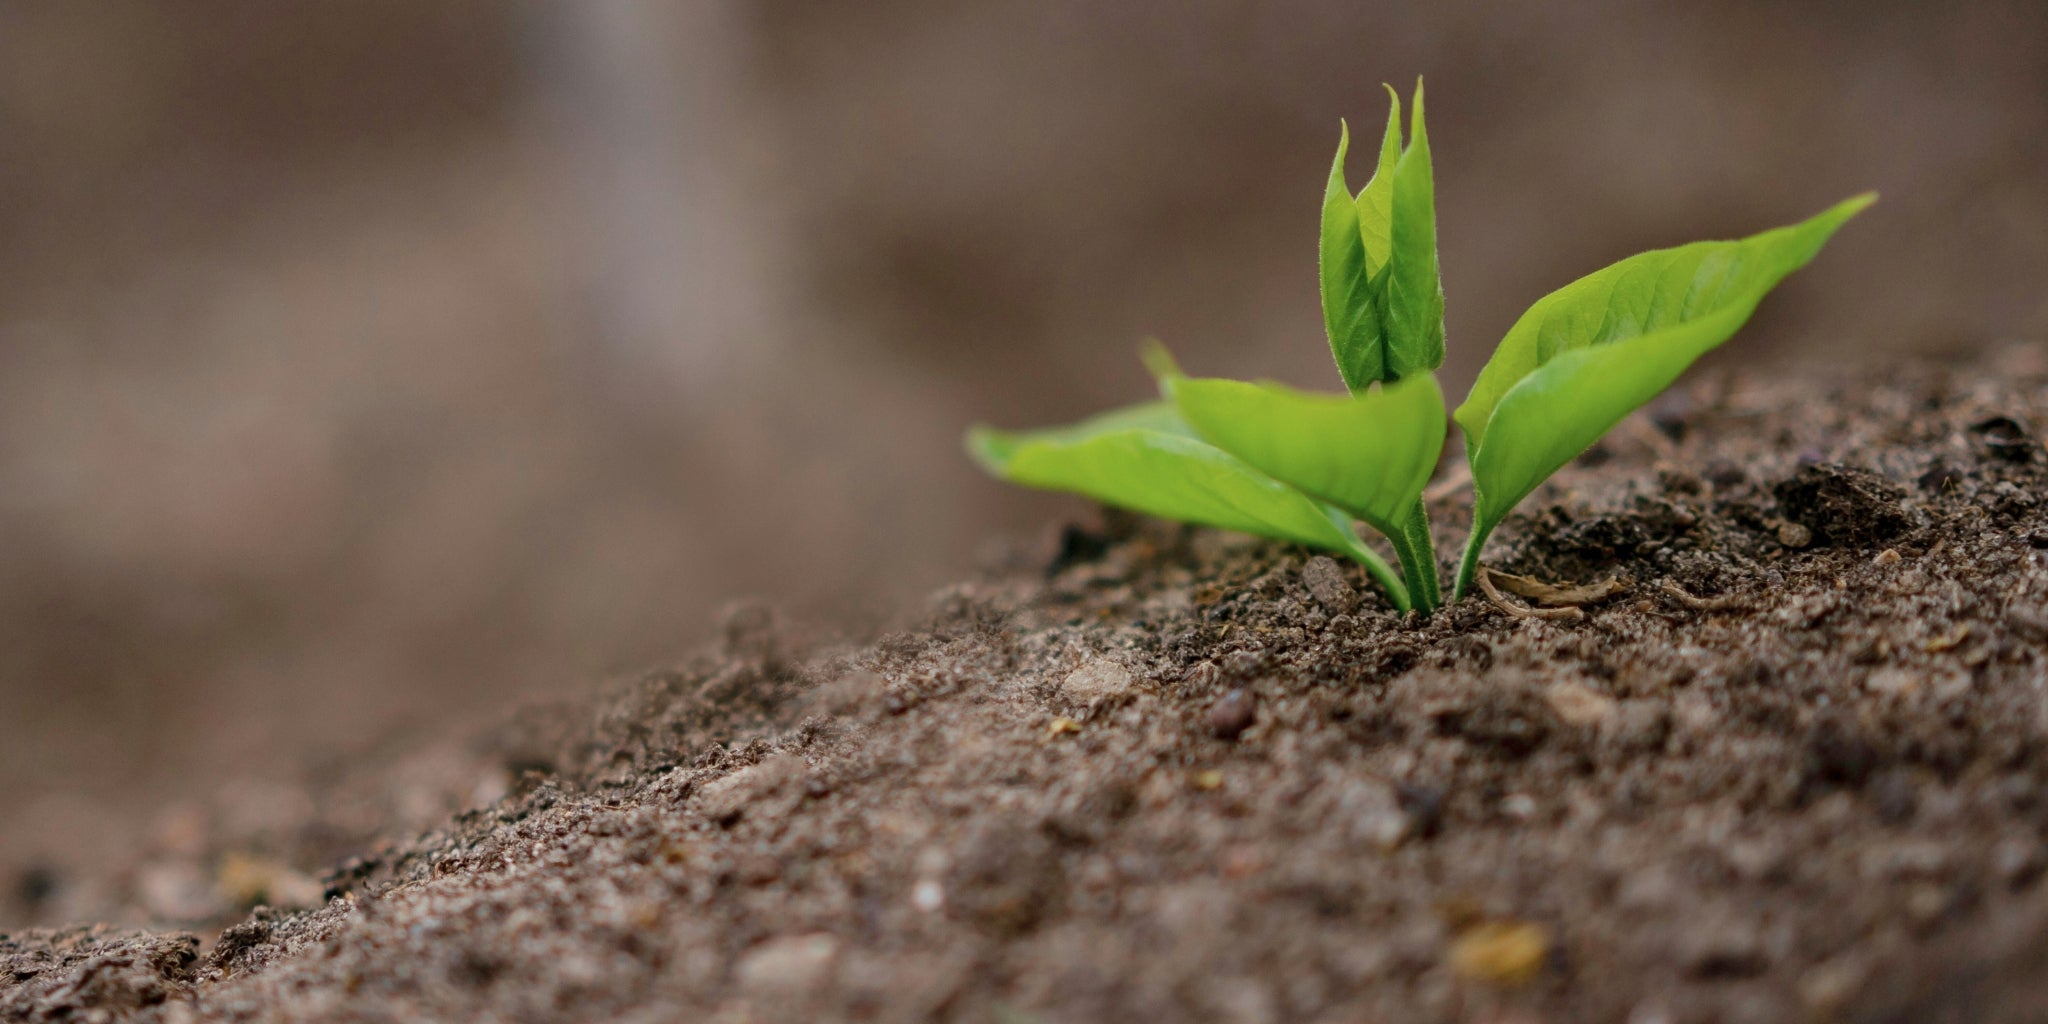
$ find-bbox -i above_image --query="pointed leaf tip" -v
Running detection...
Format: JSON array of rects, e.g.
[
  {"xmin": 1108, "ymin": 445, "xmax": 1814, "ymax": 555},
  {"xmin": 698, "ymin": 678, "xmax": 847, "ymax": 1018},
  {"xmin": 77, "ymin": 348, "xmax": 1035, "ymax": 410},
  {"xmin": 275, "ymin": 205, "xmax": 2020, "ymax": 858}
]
[
  {"xmin": 1383, "ymin": 79, "xmax": 1444, "ymax": 380},
  {"xmin": 1457, "ymin": 193, "xmax": 1874, "ymax": 560},
  {"xmin": 965, "ymin": 424, "xmax": 1017, "ymax": 473},
  {"xmin": 1140, "ymin": 338, "xmax": 1185, "ymax": 385}
]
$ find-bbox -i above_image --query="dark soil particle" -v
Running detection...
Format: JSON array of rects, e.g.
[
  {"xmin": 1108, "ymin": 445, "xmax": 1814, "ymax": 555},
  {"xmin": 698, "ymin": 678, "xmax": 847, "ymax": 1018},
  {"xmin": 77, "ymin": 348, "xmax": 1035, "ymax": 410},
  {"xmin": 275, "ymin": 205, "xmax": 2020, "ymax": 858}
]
[
  {"xmin": 1207, "ymin": 689, "xmax": 1258, "ymax": 740},
  {"xmin": 10, "ymin": 347, "xmax": 2048, "ymax": 1022}
]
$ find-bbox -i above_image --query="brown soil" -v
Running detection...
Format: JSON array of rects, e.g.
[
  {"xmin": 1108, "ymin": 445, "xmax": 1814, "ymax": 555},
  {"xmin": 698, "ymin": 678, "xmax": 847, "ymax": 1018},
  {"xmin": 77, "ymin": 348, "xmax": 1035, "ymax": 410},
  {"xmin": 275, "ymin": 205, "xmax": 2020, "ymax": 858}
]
[{"xmin": 9, "ymin": 347, "xmax": 2048, "ymax": 1022}]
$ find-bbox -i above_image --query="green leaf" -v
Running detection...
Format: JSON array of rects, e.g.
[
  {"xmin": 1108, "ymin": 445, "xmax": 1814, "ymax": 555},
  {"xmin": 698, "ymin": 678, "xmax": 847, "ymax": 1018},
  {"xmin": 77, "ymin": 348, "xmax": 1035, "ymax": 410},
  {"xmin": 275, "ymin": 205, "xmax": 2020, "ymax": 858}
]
[
  {"xmin": 967, "ymin": 404, "xmax": 1410, "ymax": 608},
  {"xmin": 1320, "ymin": 120, "xmax": 1387, "ymax": 391},
  {"xmin": 1383, "ymin": 79, "xmax": 1444, "ymax": 380},
  {"xmin": 1452, "ymin": 193, "xmax": 1874, "ymax": 594},
  {"xmin": 1147, "ymin": 346, "xmax": 1445, "ymax": 539},
  {"xmin": 1320, "ymin": 85, "xmax": 1441, "ymax": 391},
  {"xmin": 1354, "ymin": 86, "xmax": 1404, "ymax": 278},
  {"xmin": 967, "ymin": 401, "xmax": 1192, "ymax": 471}
]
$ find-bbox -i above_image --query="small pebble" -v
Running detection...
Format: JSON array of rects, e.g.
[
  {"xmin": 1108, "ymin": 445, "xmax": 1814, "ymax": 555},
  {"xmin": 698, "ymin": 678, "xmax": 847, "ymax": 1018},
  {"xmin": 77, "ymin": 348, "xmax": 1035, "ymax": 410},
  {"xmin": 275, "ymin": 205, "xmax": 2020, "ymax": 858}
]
[
  {"xmin": 1339, "ymin": 781, "xmax": 1412, "ymax": 850},
  {"xmin": 1208, "ymin": 689, "xmax": 1257, "ymax": 740},
  {"xmin": 1680, "ymin": 916, "xmax": 1767, "ymax": 978},
  {"xmin": 1219, "ymin": 847, "xmax": 1264, "ymax": 879},
  {"xmin": 736, "ymin": 852, "xmax": 783, "ymax": 886},
  {"xmin": 1993, "ymin": 837, "xmax": 2045, "ymax": 887},
  {"xmin": 1799, "ymin": 957, "xmax": 1867, "ymax": 1016},
  {"xmin": 2007, "ymin": 605, "xmax": 2048, "ymax": 643},
  {"xmin": 1863, "ymin": 667, "xmax": 1920, "ymax": 698},
  {"xmin": 1704, "ymin": 460, "xmax": 1747, "ymax": 488},
  {"xmin": 1868, "ymin": 770, "xmax": 1918, "ymax": 825},
  {"xmin": 1397, "ymin": 783, "xmax": 1448, "ymax": 838},
  {"xmin": 14, "ymin": 865, "xmax": 57, "ymax": 909},
  {"xmin": 1608, "ymin": 702, "xmax": 1672, "ymax": 753},
  {"xmin": 1062, "ymin": 659, "xmax": 1134, "ymax": 704},
  {"xmin": 734, "ymin": 934, "xmax": 841, "ymax": 995},
  {"xmin": 1544, "ymin": 680, "xmax": 1616, "ymax": 728}
]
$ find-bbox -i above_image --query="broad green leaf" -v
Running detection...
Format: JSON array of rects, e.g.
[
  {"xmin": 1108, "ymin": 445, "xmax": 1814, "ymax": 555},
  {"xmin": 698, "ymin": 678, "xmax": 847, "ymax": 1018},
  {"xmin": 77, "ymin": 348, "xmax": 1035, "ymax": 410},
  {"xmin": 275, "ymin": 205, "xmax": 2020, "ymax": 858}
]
[
  {"xmin": 1456, "ymin": 194, "xmax": 1874, "ymax": 456},
  {"xmin": 967, "ymin": 400, "xmax": 1191, "ymax": 470},
  {"xmin": 1320, "ymin": 121, "xmax": 1386, "ymax": 390},
  {"xmin": 1148, "ymin": 348, "xmax": 1445, "ymax": 537},
  {"xmin": 1468, "ymin": 303, "xmax": 1755, "ymax": 531},
  {"xmin": 1452, "ymin": 193, "xmax": 1873, "ymax": 593},
  {"xmin": 967, "ymin": 405, "xmax": 1409, "ymax": 608},
  {"xmin": 1383, "ymin": 79, "xmax": 1444, "ymax": 380}
]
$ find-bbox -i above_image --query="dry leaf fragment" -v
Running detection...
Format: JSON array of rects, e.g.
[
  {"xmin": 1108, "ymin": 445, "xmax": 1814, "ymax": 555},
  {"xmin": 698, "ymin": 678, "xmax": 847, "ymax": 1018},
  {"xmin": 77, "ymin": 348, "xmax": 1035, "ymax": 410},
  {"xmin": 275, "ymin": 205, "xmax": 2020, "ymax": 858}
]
[
  {"xmin": 1477, "ymin": 568, "xmax": 1585, "ymax": 621},
  {"xmin": 1450, "ymin": 920, "xmax": 1551, "ymax": 987},
  {"xmin": 1487, "ymin": 569, "xmax": 1628, "ymax": 607},
  {"xmin": 1449, "ymin": 921, "xmax": 1540, "ymax": 983}
]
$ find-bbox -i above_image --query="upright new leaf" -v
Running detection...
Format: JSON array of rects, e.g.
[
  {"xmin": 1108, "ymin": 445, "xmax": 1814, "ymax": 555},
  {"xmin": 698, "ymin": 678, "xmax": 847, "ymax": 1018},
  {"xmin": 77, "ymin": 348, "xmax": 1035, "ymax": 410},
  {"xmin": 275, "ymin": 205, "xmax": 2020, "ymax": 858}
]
[
  {"xmin": 1452, "ymin": 193, "xmax": 1874, "ymax": 593},
  {"xmin": 1147, "ymin": 346, "xmax": 1445, "ymax": 537},
  {"xmin": 1382, "ymin": 80, "xmax": 1444, "ymax": 380},
  {"xmin": 1319, "ymin": 85, "xmax": 1441, "ymax": 391},
  {"xmin": 968, "ymin": 404, "xmax": 1409, "ymax": 609},
  {"xmin": 1354, "ymin": 87, "xmax": 1404, "ymax": 278},
  {"xmin": 1320, "ymin": 120, "xmax": 1387, "ymax": 390}
]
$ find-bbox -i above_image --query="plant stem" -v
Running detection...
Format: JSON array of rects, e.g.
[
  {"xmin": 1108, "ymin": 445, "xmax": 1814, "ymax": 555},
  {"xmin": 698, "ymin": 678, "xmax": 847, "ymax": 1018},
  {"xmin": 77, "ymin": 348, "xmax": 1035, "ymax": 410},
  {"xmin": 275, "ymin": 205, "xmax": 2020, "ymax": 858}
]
[
  {"xmin": 1399, "ymin": 498, "xmax": 1441, "ymax": 611},
  {"xmin": 1386, "ymin": 529, "xmax": 1427, "ymax": 615},
  {"xmin": 1453, "ymin": 519, "xmax": 1494, "ymax": 602}
]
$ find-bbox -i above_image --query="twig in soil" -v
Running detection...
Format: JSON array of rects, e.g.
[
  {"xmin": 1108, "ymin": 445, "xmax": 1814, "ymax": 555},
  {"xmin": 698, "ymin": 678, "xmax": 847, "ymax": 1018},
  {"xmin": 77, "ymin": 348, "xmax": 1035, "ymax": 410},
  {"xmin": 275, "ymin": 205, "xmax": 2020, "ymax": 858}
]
[
  {"xmin": 1657, "ymin": 580, "xmax": 1749, "ymax": 612},
  {"xmin": 1477, "ymin": 569, "xmax": 1585, "ymax": 621},
  {"xmin": 1486, "ymin": 570, "xmax": 1628, "ymax": 608}
]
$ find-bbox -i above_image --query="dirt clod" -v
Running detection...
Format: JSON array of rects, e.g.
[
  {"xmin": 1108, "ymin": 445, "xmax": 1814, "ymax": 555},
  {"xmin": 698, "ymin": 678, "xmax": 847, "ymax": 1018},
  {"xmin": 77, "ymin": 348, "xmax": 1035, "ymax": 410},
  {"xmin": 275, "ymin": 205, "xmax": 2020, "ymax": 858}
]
[
  {"xmin": 945, "ymin": 823, "xmax": 1064, "ymax": 936},
  {"xmin": 735, "ymin": 934, "xmax": 842, "ymax": 997},
  {"xmin": 1299, "ymin": 555, "xmax": 1357, "ymax": 614},
  {"xmin": 1429, "ymin": 682, "xmax": 1557, "ymax": 759},
  {"xmin": 1774, "ymin": 463, "xmax": 1913, "ymax": 548},
  {"xmin": 1969, "ymin": 415, "xmax": 2034, "ymax": 462},
  {"xmin": 1062, "ymin": 658, "xmax": 1134, "ymax": 704}
]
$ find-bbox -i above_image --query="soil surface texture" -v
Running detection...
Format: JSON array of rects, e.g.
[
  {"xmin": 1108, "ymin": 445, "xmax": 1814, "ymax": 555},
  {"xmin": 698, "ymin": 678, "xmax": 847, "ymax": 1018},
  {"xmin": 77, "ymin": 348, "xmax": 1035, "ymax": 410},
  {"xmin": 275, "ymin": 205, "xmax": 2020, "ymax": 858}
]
[{"xmin": 10, "ymin": 348, "xmax": 2048, "ymax": 1023}]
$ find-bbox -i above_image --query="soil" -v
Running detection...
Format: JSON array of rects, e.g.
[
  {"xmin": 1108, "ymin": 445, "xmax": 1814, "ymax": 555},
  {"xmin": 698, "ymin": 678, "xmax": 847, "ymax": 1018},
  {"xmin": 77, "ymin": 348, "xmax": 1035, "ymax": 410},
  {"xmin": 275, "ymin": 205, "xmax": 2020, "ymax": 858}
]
[{"xmin": 9, "ymin": 346, "xmax": 2048, "ymax": 1023}]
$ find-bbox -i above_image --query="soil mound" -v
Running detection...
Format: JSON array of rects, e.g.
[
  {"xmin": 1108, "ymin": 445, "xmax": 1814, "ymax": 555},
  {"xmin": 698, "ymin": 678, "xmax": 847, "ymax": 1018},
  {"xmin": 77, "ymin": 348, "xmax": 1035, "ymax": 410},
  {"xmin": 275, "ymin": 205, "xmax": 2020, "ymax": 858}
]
[{"xmin": 9, "ymin": 349, "xmax": 2048, "ymax": 1022}]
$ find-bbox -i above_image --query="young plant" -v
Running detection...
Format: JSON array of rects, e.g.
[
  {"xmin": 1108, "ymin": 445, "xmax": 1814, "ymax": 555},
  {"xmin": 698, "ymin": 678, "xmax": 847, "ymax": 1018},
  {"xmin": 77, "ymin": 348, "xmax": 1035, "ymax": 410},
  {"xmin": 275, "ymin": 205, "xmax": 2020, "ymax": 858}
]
[
  {"xmin": 969, "ymin": 81, "xmax": 1869, "ymax": 615},
  {"xmin": 1450, "ymin": 192, "xmax": 1873, "ymax": 598}
]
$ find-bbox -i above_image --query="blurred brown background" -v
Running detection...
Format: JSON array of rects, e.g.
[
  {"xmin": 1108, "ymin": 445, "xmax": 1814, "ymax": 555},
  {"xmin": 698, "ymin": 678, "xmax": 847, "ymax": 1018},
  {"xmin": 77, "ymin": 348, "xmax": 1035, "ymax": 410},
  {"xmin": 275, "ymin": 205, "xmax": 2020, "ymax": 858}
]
[{"xmin": 2, "ymin": 1, "xmax": 2043, "ymax": 919}]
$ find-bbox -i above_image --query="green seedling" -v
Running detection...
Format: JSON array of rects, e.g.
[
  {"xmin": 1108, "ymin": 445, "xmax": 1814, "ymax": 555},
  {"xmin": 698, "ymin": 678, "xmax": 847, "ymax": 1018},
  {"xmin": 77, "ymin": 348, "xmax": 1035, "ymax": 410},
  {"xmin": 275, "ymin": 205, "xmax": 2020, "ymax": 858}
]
[
  {"xmin": 970, "ymin": 81, "xmax": 1870, "ymax": 615},
  {"xmin": 1452, "ymin": 192, "xmax": 1873, "ymax": 597}
]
